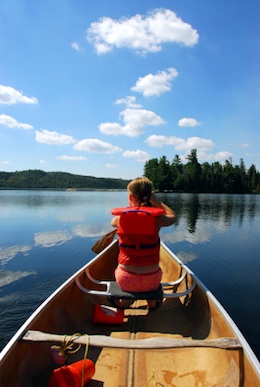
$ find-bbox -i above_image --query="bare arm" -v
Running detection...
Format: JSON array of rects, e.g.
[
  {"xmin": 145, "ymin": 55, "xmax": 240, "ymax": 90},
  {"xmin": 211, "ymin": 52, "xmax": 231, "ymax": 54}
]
[
  {"xmin": 150, "ymin": 192, "xmax": 176, "ymax": 228},
  {"xmin": 111, "ymin": 215, "xmax": 120, "ymax": 228}
]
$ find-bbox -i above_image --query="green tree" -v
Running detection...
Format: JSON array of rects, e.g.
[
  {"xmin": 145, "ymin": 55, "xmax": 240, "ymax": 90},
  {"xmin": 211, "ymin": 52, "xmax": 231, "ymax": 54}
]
[
  {"xmin": 183, "ymin": 149, "xmax": 202, "ymax": 192},
  {"xmin": 171, "ymin": 155, "xmax": 184, "ymax": 191},
  {"xmin": 157, "ymin": 156, "xmax": 172, "ymax": 191},
  {"xmin": 143, "ymin": 158, "xmax": 160, "ymax": 189}
]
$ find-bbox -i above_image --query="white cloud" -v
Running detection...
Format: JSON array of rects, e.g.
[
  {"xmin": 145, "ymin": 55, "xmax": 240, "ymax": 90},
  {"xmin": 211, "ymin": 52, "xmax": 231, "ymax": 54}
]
[
  {"xmin": 34, "ymin": 231, "xmax": 73, "ymax": 248},
  {"xmin": 57, "ymin": 155, "xmax": 86, "ymax": 161},
  {"xmin": 146, "ymin": 134, "xmax": 233, "ymax": 164},
  {"xmin": 131, "ymin": 68, "xmax": 178, "ymax": 97},
  {"xmin": 99, "ymin": 108, "xmax": 165, "ymax": 137},
  {"xmin": 35, "ymin": 130, "xmax": 75, "ymax": 145},
  {"xmin": 87, "ymin": 9, "xmax": 199, "ymax": 55},
  {"xmin": 74, "ymin": 138, "xmax": 122, "ymax": 154},
  {"xmin": 175, "ymin": 137, "xmax": 214, "ymax": 152},
  {"xmin": 72, "ymin": 225, "xmax": 111, "ymax": 238},
  {"xmin": 145, "ymin": 134, "xmax": 184, "ymax": 148},
  {"xmin": 178, "ymin": 117, "xmax": 201, "ymax": 127},
  {"xmin": 0, "ymin": 85, "xmax": 38, "ymax": 105},
  {"xmin": 0, "ymin": 245, "xmax": 31, "ymax": 265},
  {"xmin": 214, "ymin": 151, "xmax": 233, "ymax": 162},
  {"xmin": 123, "ymin": 149, "xmax": 151, "ymax": 162},
  {"xmin": 98, "ymin": 122, "xmax": 123, "ymax": 136},
  {"xmin": 0, "ymin": 271, "xmax": 36, "ymax": 288},
  {"xmin": 0, "ymin": 114, "xmax": 33, "ymax": 130},
  {"xmin": 115, "ymin": 96, "xmax": 142, "ymax": 108},
  {"xmin": 71, "ymin": 41, "xmax": 82, "ymax": 51},
  {"xmin": 146, "ymin": 135, "xmax": 214, "ymax": 152}
]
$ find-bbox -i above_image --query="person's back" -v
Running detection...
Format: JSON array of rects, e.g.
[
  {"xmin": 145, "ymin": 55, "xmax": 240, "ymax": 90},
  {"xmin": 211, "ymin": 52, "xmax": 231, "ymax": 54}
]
[{"xmin": 111, "ymin": 177, "xmax": 176, "ymax": 308}]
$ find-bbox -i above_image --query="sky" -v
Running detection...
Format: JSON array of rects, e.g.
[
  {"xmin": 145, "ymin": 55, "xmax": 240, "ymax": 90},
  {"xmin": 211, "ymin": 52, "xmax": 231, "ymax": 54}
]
[{"xmin": 0, "ymin": 0, "xmax": 259, "ymax": 180}]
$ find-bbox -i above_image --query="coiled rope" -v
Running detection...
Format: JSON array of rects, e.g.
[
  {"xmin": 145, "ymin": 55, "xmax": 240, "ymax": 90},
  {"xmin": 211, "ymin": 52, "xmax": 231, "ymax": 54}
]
[{"xmin": 58, "ymin": 333, "xmax": 90, "ymax": 387}]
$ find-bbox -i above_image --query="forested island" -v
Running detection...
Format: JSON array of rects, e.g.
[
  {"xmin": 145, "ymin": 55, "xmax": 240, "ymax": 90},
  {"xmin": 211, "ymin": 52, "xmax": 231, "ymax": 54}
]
[{"xmin": 0, "ymin": 149, "xmax": 259, "ymax": 193}]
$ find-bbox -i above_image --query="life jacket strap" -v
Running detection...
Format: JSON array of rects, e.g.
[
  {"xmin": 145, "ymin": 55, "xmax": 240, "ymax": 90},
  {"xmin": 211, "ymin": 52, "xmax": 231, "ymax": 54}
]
[{"xmin": 118, "ymin": 239, "xmax": 160, "ymax": 250}]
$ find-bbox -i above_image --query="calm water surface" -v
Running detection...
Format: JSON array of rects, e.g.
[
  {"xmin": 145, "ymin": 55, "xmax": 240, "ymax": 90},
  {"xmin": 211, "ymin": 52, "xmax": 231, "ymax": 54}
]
[{"xmin": 0, "ymin": 190, "xmax": 260, "ymax": 360}]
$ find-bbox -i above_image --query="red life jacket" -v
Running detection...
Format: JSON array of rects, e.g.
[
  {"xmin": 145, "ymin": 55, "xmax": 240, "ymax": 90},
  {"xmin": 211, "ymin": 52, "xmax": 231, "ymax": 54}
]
[{"xmin": 111, "ymin": 206, "xmax": 165, "ymax": 266}]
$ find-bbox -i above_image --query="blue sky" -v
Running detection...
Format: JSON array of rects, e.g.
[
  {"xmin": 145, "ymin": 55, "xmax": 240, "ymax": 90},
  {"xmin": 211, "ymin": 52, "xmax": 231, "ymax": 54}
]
[{"xmin": 0, "ymin": 0, "xmax": 259, "ymax": 180}]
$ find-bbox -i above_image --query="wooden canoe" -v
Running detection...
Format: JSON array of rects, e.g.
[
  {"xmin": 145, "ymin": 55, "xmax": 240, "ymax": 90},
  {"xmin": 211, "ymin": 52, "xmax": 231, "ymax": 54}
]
[{"xmin": 0, "ymin": 241, "xmax": 259, "ymax": 386}]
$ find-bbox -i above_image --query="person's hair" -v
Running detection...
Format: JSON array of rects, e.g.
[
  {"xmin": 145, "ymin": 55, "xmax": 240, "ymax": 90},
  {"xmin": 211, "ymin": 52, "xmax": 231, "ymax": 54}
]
[{"xmin": 127, "ymin": 177, "xmax": 153, "ymax": 207}]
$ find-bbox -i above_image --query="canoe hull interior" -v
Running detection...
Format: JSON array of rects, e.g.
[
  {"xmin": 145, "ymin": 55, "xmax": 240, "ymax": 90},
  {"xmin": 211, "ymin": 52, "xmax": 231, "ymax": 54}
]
[{"xmin": 0, "ymin": 241, "xmax": 259, "ymax": 386}]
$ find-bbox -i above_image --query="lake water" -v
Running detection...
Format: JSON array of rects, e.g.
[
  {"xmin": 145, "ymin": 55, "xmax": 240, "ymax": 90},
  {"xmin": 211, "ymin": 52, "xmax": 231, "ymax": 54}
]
[{"xmin": 0, "ymin": 190, "xmax": 260, "ymax": 360}]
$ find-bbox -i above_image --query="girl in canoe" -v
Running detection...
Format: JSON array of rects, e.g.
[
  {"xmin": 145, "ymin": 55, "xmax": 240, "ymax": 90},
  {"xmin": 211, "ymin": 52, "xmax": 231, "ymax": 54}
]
[{"xmin": 111, "ymin": 176, "xmax": 176, "ymax": 309}]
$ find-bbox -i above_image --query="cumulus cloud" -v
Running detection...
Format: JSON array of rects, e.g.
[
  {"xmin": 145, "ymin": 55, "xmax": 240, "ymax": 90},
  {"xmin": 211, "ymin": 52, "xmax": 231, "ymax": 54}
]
[
  {"xmin": 214, "ymin": 151, "xmax": 233, "ymax": 162},
  {"xmin": 57, "ymin": 155, "xmax": 86, "ymax": 161},
  {"xmin": 34, "ymin": 231, "xmax": 73, "ymax": 248},
  {"xmin": 87, "ymin": 9, "xmax": 199, "ymax": 55},
  {"xmin": 146, "ymin": 135, "xmax": 214, "ymax": 152},
  {"xmin": 175, "ymin": 137, "xmax": 214, "ymax": 152},
  {"xmin": 0, "ymin": 114, "xmax": 33, "ymax": 130},
  {"xmin": 145, "ymin": 134, "xmax": 184, "ymax": 148},
  {"xmin": 35, "ymin": 130, "xmax": 75, "ymax": 145},
  {"xmin": 72, "ymin": 225, "xmax": 112, "ymax": 238},
  {"xmin": 74, "ymin": 138, "xmax": 122, "ymax": 154},
  {"xmin": 0, "ymin": 85, "xmax": 38, "ymax": 105},
  {"xmin": 123, "ymin": 149, "xmax": 151, "ymax": 162},
  {"xmin": 178, "ymin": 117, "xmax": 201, "ymax": 127},
  {"xmin": 115, "ymin": 96, "xmax": 142, "ymax": 108},
  {"xmin": 131, "ymin": 68, "xmax": 178, "ymax": 97},
  {"xmin": 146, "ymin": 134, "xmax": 232, "ymax": 163},
  {"xmin": 0, "ymin": 271, "xmax": 36, "ymax": 287},
  {"xmin": 195, "ymin": 150, "xmax": 233, "ymax": 164},
  {"xmin": 0, "ymin": 245, "xmax": 31, "ymax": 265},
  {"xmin": 99, "ymin": 108, "xmax": 165, "ymax": 137}
]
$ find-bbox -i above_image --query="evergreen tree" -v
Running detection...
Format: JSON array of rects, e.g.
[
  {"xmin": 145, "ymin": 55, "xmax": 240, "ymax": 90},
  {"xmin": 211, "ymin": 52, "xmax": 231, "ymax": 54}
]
[{"xmin": 183, "ymin": 149, "xmax": 202, "ymax": 192}]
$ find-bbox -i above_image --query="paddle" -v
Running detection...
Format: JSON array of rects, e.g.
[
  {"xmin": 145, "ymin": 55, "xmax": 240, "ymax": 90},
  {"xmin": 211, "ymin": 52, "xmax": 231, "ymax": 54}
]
[
  {"xmin": 24, "ymin": 330, "xmax": 241, "ymax": 350},
  {"xmin": 92, "ymin": 229, "xmax": 117, "ymax": 254}
]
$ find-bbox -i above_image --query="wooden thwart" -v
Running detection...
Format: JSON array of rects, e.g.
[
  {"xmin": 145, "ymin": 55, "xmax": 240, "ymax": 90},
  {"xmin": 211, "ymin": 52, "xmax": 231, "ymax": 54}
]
[{"xmin": 22, "ymin": 330, "xmax": 241, "ymax": 350}]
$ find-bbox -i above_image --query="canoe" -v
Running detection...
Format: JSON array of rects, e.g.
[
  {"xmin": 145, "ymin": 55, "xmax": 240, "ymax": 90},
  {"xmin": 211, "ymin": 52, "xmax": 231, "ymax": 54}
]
[{"xmin": 0, "ymin": 240, "xmax": 259, "ymax": 386}]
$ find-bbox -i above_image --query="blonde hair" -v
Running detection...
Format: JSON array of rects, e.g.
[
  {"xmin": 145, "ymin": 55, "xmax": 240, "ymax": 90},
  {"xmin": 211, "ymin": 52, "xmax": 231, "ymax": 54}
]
[{"xmin": 127, "ymin": 177, "xmax": 153, "ymax": 207}]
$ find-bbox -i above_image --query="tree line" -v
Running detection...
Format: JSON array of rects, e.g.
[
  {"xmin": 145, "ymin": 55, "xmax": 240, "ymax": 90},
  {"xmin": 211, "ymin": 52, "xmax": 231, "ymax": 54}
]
[
  {"xmin": 1, "ymin": 152, "xmax": 259, "ymax": 193},
  {"xmin": 0, "ymin": 170, "xmax": 129, "ymax": 190},
  {"xmin": 144, "ymin": 149, "xmax": 260, "ymax": 194}
]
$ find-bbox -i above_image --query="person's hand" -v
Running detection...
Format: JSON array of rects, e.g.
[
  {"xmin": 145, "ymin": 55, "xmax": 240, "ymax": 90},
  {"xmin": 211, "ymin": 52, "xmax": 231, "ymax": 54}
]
[{"xmin": 150, "ymin": 192, "xmax": 160, "ymax": 207}]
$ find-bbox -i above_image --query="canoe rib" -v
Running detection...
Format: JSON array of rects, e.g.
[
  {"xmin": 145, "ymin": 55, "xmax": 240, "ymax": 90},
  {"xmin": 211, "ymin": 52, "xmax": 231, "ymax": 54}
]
[{"xmin": 22, "ymin": 330, "xmax": 241, "ymax": 350}]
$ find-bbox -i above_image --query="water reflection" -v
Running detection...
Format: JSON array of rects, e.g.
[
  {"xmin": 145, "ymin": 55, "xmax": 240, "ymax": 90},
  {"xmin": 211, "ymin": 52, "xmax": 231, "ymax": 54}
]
[
  {"xmin": 159, "ymin": 193, "xmax": 259, "ymax": 234},
  {"xmin": 0, "ymin": 245, "xmax": 31, "ymax": 265}
]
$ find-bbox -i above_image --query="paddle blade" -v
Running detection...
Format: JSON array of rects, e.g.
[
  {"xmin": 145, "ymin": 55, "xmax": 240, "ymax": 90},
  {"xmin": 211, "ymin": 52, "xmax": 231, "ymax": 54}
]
[{"xmin": 92, "ymin": 229, "xmax": 116, "ymax": 254}]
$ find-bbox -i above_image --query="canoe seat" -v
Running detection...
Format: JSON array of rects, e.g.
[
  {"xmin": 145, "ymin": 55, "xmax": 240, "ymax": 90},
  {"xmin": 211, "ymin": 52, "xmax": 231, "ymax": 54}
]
[
  {"xmin": 75, "ymin": 266, "xmax": 196, "ymax": 310},
  {"xmin": 107, "ymin": 282, "xmax": 164, "ymax": 310}
]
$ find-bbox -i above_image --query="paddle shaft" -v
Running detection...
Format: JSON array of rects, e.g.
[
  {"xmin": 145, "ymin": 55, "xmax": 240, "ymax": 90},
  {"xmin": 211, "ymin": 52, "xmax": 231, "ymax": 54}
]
[{"xmin": 23, "ymin": 330, "xmax": 241, "ymax": 350}]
